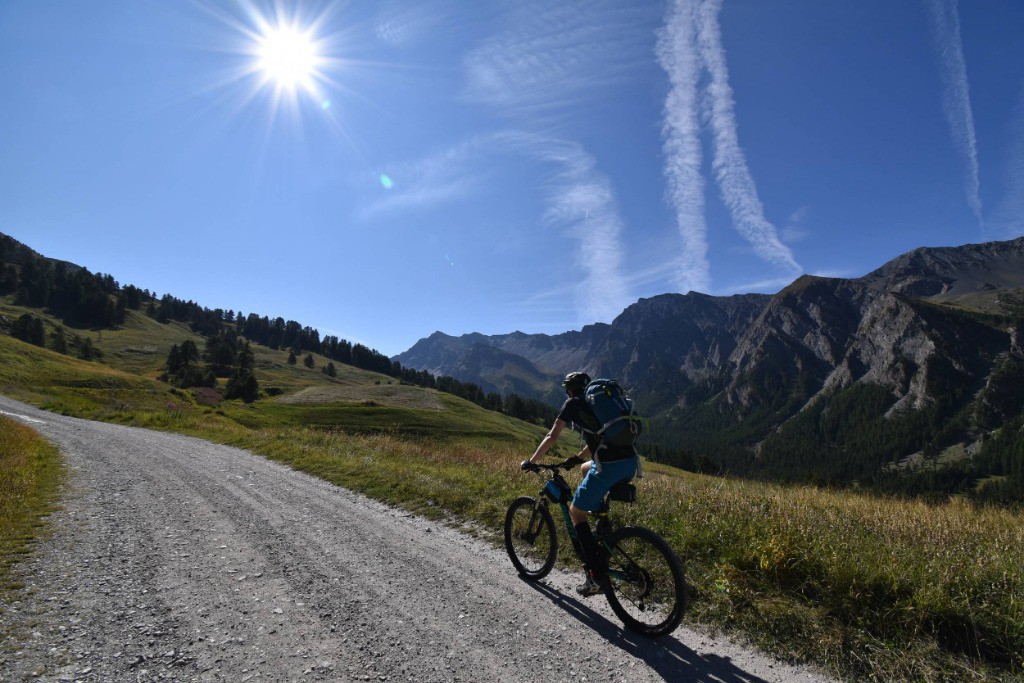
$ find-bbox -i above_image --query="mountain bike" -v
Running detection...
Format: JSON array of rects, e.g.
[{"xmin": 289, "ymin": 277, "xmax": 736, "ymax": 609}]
[{"xmin": 504, "ymin": 458, "xmax": 687, "ymax": 637}]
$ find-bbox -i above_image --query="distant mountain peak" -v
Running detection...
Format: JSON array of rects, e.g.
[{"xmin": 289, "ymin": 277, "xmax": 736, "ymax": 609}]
[{"xmin": 395, "ymin": 236, "xmax": 1024, "ymax": 488}]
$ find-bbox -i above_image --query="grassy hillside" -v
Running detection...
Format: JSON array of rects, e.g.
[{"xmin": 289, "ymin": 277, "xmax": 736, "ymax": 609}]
[{"xmin": 1, "ymin": 299, "xmax": 1023, "ymax": 681}]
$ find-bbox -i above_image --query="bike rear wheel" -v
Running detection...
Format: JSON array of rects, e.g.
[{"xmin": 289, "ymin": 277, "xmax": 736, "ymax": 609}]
[
  {"xmin": 504, "ymin": 496, "xmax": 558, "ymax": 580},
  {"xmin": 603, "ymin": 526, "xmax": 687, "ymax": 637}
]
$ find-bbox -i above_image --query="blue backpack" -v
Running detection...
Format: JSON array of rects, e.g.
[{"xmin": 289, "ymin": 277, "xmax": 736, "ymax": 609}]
[{"xmin": 582, "ymin": 378, "xmax": 643, "ymax": 449}]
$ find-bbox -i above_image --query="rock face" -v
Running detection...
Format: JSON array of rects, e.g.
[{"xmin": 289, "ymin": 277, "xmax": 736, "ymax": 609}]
[
  {"xmin": 859, "ymin": 237, "xmax": 1024, "ymax": 299},
  {"xmin": 396, "ymin": 237, "xmax": 1024, "ymax": 478},
  {"xmin": 396, "ymin": 292, "xmax": 771, "ymax": 410}
]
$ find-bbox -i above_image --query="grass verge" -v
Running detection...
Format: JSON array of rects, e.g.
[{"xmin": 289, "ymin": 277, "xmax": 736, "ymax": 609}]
[{"xmin": 0, "ymin": 416, "xmax": 64, "ymax": 594}]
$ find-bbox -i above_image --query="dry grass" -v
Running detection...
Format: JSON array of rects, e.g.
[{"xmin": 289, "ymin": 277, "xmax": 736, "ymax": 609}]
[{"xmin": 633, "ymin": 467, "xmax": 1024, "ymax": 681}]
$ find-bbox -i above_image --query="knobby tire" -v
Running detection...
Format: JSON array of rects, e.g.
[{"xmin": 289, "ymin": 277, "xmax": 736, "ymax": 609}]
[
  {"xmin": 603, "ymin": 525, "xmax": 687, "ymax": 637},
  {"xmin": 504, "ymin": 496, "xmax": 557, "ymax": 580}
]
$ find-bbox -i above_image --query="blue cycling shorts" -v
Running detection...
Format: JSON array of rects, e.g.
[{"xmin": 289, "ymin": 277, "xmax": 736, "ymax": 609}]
[{"xmin": 571, "ymin": 456, "xmax": 637, "ymax": 512}]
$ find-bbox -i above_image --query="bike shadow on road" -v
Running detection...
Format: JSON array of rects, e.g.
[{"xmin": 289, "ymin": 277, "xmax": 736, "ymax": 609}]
[{"xmin": 522, "ymin": 578, "xmax": 772, "ymax": 683}]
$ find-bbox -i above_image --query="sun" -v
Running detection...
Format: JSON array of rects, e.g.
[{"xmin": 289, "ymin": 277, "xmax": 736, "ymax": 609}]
[
  {"xmin": 255, "ymin": 23, "xmax": 322, "ymax": 93},
  {"xmin": 205, "ymin": 3, "xmax": 347, "ymax": 121}
]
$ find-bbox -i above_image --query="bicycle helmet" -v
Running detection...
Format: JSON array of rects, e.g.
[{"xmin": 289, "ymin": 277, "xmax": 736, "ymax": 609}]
[{"xmin": 561, "ymin": 371, "xmax": 591, "ymax": 396}]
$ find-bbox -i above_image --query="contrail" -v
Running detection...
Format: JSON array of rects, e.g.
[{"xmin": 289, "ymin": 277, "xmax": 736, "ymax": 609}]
[
  {"xmin": 696, "ymin": 0, "xmax": 802, "ymax": 275},
  {"xmin": 924, "ymin": 0, "xmax": 983, "ymax": 225},
  {"xmin": 657, "ymin": 0, "xmax": 801, "ymax": 293},
  {"xmin": 656, "ymin": 0, "xmax": 711, "ymax": 293}
]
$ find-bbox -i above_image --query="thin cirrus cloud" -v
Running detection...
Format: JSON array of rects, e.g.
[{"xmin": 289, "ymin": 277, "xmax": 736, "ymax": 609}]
[
  {"xmin": 374, "ymin": 0, "xmax": 457, "ymax": 47},
  {"xmin": 455, "ymin": 2, "xmax": 644, "ymax": 322},
  {"xmin": 521, "ymin": 134, "xmax": 632, "ymax": 323},
  {"xmin": 657, "ymin": 0, "xmax": 802, "ymax": 294},
  {"xmin": 923, "ymin": 0, "xmax": 983, "ymax": 226},
  {"xmin": 358, "ymin": 131, "xmax": 633, "ymax": 323},
  {"xmin": 462, "ymin": 0, "xmax": 651, "ymax": 117},
  {"xmin": 355, "ymin": 138, "xmax": 484, "ymax": 222}
]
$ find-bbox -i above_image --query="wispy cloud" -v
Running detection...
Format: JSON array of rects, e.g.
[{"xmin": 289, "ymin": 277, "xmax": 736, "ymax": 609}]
[
  {"xmin": 655, "ymin": 0, "xmax": 711, "ymax": 294},
  {"xmin": 494, "ymin": 132, "xmax": 632, "ymax": 322},
  {"xmin": 357, "ymin": 131, "xmax": 633, "ymax": 322},
  {"xmin": 455, "ymin": 2, "xmax": 645, "ymax": 323},
  {"xmin": 374, "ymin": 0, "xmax": 457, "ymax": 47},
  {"xmin": 696, "ymin": 0, "xmax": 802, "ymax": 276},
  {"xmin": 924, "ymin": 0, "xmax": 983, "ymax": 225},
  {"xmin": 463, "ymin": 1, "xmax": 651, "ymax": 118},
  {"xmin": 656, "ymin": 0, "xmax": 801, "ymax": 295},
  {"xmin": 781, "ymin": 206, "xmax": 813, "ymax": 243},
  {"xmin": 538, "ymin": 144, "xmax": 632, "ymax": 322},
  {"xmin": 356, "ymin": 137, "xmax": 485, "ymax": 221}
]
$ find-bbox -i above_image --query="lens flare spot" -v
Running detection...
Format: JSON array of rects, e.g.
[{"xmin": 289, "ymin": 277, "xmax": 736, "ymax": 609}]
[{"xmin": 379, "ymin": 174, "xmax": 394, "ymax": 190}]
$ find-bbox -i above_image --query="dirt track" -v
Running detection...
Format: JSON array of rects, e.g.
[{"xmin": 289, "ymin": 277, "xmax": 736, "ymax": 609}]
[{"xmin": 0, "ymin": 395, "xmax": 834, "ymax": 682}]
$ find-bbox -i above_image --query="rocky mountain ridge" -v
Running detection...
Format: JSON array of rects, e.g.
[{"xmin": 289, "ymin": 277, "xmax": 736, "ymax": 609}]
[{"xmin": 396, "ymin": 237, "xmax": 1024, "ymax": 483}]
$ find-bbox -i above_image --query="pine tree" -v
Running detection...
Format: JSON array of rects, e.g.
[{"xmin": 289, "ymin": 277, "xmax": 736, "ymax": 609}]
[
  {"xmin": 180, "ymin": 339, "xmax": 201, "ymax": 366},
  {"xmin": 237, "ymin": 341, "xmax": 255, "ymax": 372},
  {"xmin": 225, "ymin": 369, "xmax": 258, "ymax": 403},
  {"xmin": 77, "ymin": 337, "xmax": 98, "ymax": 361},
  {"xmin": 11, "ymin": 314, "xmax": 45, "ymax": 346},
  {"xmin": 49, "ymin": 326, "xmax": 68, "ymax": 354},
  {"xmin": 303, "ymin": 353, "xmax": 315, "ymax": 368}
]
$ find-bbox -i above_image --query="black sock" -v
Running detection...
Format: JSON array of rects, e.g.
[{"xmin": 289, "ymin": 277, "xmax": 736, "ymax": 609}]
[{"xmin": 574, "ymin": 522, "xmax": 600, "ymax": 577}]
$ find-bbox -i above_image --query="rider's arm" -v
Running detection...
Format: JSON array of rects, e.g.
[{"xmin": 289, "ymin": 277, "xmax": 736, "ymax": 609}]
[{"xmin": 527, "ymin": 419, "xmax": 567, "ymax": 464}]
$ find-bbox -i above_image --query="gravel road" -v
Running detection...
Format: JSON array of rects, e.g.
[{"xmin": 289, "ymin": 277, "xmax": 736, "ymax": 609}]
[{"xmin": 0, "ymin": 395, "xmax": 836, "ymax": 683}]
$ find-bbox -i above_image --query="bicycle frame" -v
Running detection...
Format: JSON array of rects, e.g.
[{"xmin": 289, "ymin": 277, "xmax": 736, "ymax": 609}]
[{"xmin": 532, "ymin": 468, "xmax": 621, "ymax": 579}]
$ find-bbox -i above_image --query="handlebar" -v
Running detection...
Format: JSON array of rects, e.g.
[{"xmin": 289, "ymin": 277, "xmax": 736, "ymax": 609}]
[{"xmin": 521, "ymin": 456, "xmax": 582, "ymax": 473}]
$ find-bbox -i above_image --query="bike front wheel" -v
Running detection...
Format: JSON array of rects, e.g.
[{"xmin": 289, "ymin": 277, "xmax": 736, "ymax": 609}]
[
  {"xmin": 603, "ymin": 525, "xmax": 687, "ymax": 637},
  {"xmin": 504, "ymin": 496, "xmax": 558, "ymax": 580}
]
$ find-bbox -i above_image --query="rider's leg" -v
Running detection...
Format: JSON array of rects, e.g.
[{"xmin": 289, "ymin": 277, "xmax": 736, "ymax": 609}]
[
  {"xmin": 569, "ymin": 502, "xmax": 588, "ymax": 527},
  {"xmin": 570, "ymin": 457, "xmax": 634, "ymax": 588},
  {"xmin": 570, "ymin": 503, "xmax": 601, "ymax": 577}
]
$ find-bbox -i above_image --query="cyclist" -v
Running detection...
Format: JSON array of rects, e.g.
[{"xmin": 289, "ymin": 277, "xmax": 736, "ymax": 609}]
[{"xmin": 521, "ymin": 371, "xmax": 638, "ymax": 596}]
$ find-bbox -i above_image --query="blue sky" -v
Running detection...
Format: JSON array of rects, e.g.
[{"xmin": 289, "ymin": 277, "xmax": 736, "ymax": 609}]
[{"xmin": 1, "ymin": 1, "xmax": 1022, "ymax": 356}]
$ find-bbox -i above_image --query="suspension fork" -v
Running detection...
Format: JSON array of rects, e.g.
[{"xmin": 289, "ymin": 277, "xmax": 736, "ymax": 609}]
[{"xmin": 518, "ymin": 497, "xmax": 548, "ymax": 542}]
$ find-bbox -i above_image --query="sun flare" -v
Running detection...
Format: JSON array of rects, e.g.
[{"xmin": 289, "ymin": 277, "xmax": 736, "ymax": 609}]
[{"xmin": 255, "ymin": 24, "xmax": 321, "ymax": 92}]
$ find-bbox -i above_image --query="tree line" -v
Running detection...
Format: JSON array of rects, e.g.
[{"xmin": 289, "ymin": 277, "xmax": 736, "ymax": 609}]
[{"xmin": 1, "ymin": 233, "xmax": 555, "ymax": 424}]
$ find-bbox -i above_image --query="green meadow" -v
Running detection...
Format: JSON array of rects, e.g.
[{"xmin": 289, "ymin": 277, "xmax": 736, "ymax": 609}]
[{"xmin": 1, "ymin": 302, "xmax": 1022, "ymax": 682}]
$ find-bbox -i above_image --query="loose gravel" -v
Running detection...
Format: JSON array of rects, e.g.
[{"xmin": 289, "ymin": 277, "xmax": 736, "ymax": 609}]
[{"xmin": 0, "ymin": 395, "xmax": 835, "ymax": 682}]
